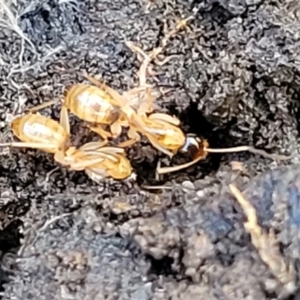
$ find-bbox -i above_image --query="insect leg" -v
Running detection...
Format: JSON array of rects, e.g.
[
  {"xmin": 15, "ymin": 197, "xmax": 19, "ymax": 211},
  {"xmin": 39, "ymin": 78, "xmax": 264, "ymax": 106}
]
[
  {"xmin": 117, "ymin": 128, "xmax": 140, "ymax": 147},
  {"xmin": 156, "ymin": 150, "xmax": 208, "ymax": 174},
  {"xmin": 79, "ymin": 141, "xmax": 109, "ymax": 151},
  {"xmin": 148, "ymin": 113, "xmax": 181, "ymax": 125},
  {"xmin": 79, "ymin": 143, "xmax": 124, "ymax": 163},
  {"xmin": 110, "ymin": 121, "xmax": 123, "ymax": 138},
  {"xmin": 0, "ymin": 142, "xmax": 57, "ymax": 150},
  {"xmin": 117, "ymin": 139, "xmax": 138, "ymax": 148},
  {"xmin": 125, "ymin": 86, "xmax": 152, "ymax": 95},
  {"xmin": 125, "ymin": 41, "xmax": 155, "ymax": 87},
  {"xmin": 27, "ymin": 99, "xmax": 58, "ymax": 113},
  {"xmin": 88, "ymin": 124, "xmax": 112, "ymax": 139},
  {"xmin": 70, "ymin": 157, "xmax": 106, "ymax": 170},
  {"xmin": 53, "ymin": 150, "xmax": 69, "ymax": 166},
  {"xmin": 59, "ymin": 105, "xmax": 70, "ymax": 135}
]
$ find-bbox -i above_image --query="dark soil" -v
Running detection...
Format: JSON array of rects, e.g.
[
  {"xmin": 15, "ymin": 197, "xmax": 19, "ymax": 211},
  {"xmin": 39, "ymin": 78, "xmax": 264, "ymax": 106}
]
[{"xmin": 0, "ymin": 0, "xmax": 300, "ymax": 299}]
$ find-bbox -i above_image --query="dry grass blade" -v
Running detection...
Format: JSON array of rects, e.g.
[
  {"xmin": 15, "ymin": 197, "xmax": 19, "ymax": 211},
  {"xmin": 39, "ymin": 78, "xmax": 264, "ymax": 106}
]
[{"xmin": 229, "ymin": 184, "xmax": 296, "ymax": 292}]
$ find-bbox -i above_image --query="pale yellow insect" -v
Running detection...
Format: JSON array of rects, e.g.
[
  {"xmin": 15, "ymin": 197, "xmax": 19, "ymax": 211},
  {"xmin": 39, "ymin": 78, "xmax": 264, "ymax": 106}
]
[
  {"xmin": 60, "ymin": 142, "xmax": 134, "ymax": 182},
  {"xmin": 0, "ymin": 104, "xmax": 133, "ymax": 181},
  {"xmin": 3, "ymin": 102, "xmax": 71, "ymax": 161},
  {"xmin": 81, "ymin": 74, "xmax": 187, "ymax": 157}
]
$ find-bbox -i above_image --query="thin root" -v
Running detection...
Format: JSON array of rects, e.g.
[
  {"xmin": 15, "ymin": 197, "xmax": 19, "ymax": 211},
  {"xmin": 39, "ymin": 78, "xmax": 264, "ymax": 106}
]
[{"xmin": 229, "ymin": 184, "xmax": 296, "ymax": 289}]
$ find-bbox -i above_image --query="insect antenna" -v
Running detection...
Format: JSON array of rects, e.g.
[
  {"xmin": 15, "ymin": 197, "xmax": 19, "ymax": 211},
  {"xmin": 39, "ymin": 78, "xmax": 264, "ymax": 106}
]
[
  {"xmin": 157, "ymin": 143, "xmax": 293, "ymax": 175},
  {"xmin": 204, "ymin": 146, "xmax": 293, "ymax": 161}
]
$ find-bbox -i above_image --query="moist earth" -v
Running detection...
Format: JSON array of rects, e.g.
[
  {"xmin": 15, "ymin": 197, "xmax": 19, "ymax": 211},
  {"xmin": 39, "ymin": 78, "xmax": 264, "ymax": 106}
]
[{"xmin": 0, "ymin": 0, "xmax": 300, "ymax": 299}]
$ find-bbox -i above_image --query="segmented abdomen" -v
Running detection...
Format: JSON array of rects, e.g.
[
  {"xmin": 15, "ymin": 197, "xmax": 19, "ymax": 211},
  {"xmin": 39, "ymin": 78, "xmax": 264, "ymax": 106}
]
[
  {"xmin": 65, "ymin": 85, "xmax": 120, "ymax": 124},
  {"xmin": 12, "ymin": 114, "xmax": 67, "ymax": 153}
]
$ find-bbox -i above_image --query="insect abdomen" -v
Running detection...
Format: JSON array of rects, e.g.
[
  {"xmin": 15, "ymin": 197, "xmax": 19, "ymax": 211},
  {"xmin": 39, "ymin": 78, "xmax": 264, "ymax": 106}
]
[
  {"xmin": 12, "ymin": 114, "xmax": 67, "ymax": 152},
  {"xmin": 65, "ymin": 85, "xmax": 119, "ymax": 124}
]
